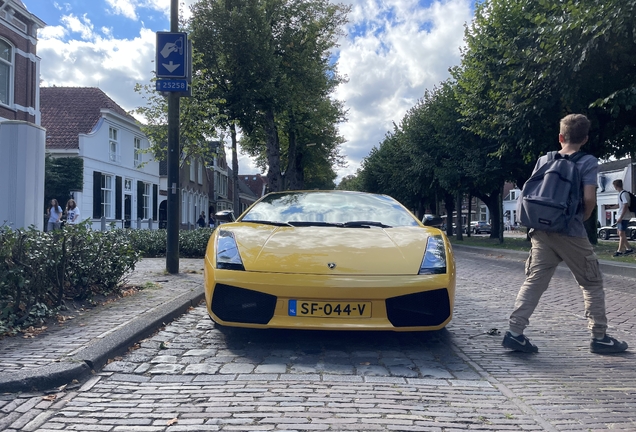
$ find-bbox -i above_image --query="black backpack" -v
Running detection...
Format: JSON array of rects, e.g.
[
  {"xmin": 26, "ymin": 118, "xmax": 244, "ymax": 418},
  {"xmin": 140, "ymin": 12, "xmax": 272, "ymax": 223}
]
[
  {"xmin": 518, "ymin": 151, "xmax": 588, "ymax": 232},
  {"xmin": 620, "ymin": 190, "xmax": 636, "ymax": 213}
]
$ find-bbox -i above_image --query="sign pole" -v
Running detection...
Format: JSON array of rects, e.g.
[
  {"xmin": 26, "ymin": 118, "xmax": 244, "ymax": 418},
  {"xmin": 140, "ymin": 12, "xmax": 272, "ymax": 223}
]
[{"xmin": 166, "ymin": 0, "xmax": 180, "ymax": 274}]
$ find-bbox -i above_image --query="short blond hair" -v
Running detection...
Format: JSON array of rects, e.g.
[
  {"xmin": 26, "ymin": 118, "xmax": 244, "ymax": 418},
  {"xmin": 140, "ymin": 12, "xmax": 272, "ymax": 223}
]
[{"xmin": 560, "ymin": 114, "xmax": 590, "ymax": 144}]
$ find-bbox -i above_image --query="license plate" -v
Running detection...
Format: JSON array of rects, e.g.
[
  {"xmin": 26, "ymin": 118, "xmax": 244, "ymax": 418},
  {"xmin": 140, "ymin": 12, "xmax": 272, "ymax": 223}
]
[{"xmin": 288, "ymin": 300, "xmax": 371, "ymax": 318}]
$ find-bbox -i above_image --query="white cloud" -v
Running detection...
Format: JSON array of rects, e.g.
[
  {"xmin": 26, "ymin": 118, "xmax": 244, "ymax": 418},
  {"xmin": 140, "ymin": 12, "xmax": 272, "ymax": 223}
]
[
  {"xmin": 105, "ymin": 0, "xmax": 138, "ymax": 20},
  {"xmin": 59, "ymin": 14, "xmax": 95, "ymax": 41},
  {"xmin": 333, "ymin": 0, "xmax": 472, "ymax": 178},
  {"xmin": 38, "ymin": 27, "xmax": 157, "ymax": 113},
  {"xmin": 103, "ymin": 0, "xmax": 196, "ymax": 21}
]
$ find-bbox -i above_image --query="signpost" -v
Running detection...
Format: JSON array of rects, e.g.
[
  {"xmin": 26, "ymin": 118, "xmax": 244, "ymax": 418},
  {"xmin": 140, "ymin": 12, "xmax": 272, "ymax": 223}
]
[{"xmin": 157, "ymin": 11, "xmax": 190, "ymax": 273}]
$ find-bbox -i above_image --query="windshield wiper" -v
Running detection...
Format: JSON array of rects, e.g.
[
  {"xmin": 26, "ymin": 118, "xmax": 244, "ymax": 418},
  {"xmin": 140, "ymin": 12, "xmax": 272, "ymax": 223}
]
[
  {"xmin": 242, "ymin": 220, "xmax": 293, "ymax": 227},
  {"xmin": 286, "ymin": 221, "xmax": 343, "ymax": 227},
  {"xmin": 342, "ymin": 221, "xmax": 392, "ymax": 228}
]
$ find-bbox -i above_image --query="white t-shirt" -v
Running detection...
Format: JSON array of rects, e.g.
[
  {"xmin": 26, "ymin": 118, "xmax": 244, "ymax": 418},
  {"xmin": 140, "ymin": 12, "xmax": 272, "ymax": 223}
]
[
  {"xmin": 619, "ymin": 191, "xmax": 635, "ymax": 220},
  {"xmin": 67, "ymin": 208, "xmax": 80, "ymax": 224},
  {"xmin": 48, "ymin": 206, "xmax": 63, "ymax": 223}
]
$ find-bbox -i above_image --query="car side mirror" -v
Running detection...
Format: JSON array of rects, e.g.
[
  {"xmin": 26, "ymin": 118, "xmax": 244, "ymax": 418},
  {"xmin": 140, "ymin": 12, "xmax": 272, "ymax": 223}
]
[
  {"xmin": 423, "ymin": 216, "xmax": 443, "ymax": 227},
  {"xmin": 215, "ymin": 209, "xmax": 235, "ymax": 222}
]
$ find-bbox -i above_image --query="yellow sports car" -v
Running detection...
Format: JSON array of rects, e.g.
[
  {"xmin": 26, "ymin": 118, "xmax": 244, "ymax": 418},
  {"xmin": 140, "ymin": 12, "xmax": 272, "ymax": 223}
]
[{"xmin": 204, "ymin": 190, "xmax": 455, "ymax": 331}]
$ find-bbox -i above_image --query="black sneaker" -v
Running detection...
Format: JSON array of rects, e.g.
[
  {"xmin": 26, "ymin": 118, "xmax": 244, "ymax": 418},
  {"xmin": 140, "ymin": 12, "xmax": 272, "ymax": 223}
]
[
  {"xmin": 613, "ymin": 251, "xmax": 624, "ymax": 257},
  {"xmin": 502, "ymin": 331, "xmax": 539, "ymax": 353},
  {"xmin": 590, "ymin": 335, "xmax": 628, "ymax": 354},
  {"xmin": 624, "ymin": 249, "xmax": 634, "ymax": 256}
]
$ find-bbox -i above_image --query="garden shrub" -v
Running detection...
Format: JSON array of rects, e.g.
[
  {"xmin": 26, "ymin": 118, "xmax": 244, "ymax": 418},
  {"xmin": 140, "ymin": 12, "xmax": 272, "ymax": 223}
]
[
  {"xmin": 0, "ymin": 223, "xmax": 140, "ymax": 336},
  {"xmin": 0, "ymin": 224, "xmax": 213, "ymax": 336}
]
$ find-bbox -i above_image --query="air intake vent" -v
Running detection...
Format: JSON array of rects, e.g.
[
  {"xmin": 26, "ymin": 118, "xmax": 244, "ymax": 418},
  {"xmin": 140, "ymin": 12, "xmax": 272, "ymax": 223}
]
[
  {"xmin": 211, "ymin": 284, "xmax": 276, "ymax": 324},
  {"xmin": 385, "ymin": 289, "xmax": 451, "ymax": 327}
]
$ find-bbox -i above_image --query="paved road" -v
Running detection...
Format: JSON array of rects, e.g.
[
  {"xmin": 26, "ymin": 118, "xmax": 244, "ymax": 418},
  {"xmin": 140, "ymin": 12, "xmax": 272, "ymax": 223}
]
[{"xmin": 1, "ymin": 249, "xmax": 635, "ymax": 431}]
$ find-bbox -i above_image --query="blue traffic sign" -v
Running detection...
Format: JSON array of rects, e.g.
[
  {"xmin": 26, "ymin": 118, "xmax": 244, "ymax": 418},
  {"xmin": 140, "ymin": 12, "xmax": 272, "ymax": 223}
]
[{"xmin": 156, "ymin": 32, "xmax": 188, "ymax": 78}]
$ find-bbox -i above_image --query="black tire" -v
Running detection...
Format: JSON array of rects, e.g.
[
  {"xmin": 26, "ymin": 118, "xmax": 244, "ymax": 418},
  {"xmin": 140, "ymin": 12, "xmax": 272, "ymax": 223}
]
[
  {"xmin": 631, "ymin": 230, "xmax": 636, "ymax": 241},
  {"xmin": 599, "ymin": 229, "xmax": 610, "ymax": 240}
]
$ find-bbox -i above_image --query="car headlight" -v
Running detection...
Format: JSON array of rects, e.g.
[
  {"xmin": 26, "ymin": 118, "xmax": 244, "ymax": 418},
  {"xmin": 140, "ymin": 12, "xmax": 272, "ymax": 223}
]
[
  {"xmin": 216, "ymin": 230, "xmax": 245, "ymax": 271},
  {"xmin": 419, "ymin": 235, "xmax": 446, "ymax": 275}
]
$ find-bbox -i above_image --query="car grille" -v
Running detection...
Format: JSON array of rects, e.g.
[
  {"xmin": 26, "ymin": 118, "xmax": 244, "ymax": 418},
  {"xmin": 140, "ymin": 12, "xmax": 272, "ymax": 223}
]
[
  {"xmin": 211, "ymin": 284, "xmax": 277, "ymax": 324},
  {"xmin": 385, "ymin": 289, "xmax": 451, "ymax": 327}
]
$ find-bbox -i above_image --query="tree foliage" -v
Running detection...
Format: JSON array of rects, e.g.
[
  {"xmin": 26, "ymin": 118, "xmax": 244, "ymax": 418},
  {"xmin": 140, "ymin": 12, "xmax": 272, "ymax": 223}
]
[
  {"xmin": 189, "ymin": 0, "xmax": 349, "ymax": 192},
  {"xmin": 44, "ymin": 156, "xmax": 84, "ymax": 209}
]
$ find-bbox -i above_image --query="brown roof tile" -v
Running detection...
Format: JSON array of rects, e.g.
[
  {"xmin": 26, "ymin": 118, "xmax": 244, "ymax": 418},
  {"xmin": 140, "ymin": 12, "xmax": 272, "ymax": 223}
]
[{"xmin": 40, "ymin": 87, "xmax": 136, "ymax": 150}]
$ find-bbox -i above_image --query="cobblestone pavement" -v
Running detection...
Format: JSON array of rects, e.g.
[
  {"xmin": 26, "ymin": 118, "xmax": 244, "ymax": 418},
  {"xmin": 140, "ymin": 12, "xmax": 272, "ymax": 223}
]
[{"xmin": 1, "ymin": 250, "xmax": 635, "ymax": 431}]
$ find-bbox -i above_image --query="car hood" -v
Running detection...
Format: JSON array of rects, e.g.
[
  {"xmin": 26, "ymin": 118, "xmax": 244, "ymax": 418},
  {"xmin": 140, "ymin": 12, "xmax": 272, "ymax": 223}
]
[{"xmin": 223, "ymin": 223, "xmax": 440, "ymax": 275}]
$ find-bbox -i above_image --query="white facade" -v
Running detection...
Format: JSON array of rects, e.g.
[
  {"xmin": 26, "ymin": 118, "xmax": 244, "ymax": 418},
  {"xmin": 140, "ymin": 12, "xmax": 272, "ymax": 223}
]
[
  {"xmin": 597, "ymin": 163, "xmax": 633, "ymax": 226},
  {"xmin": 0, "ymin": 120, "xmax": 45, "ymax": 230},
  {"xmin": 48, "ymin": 109, "xmax": 160, "ymax": 230}
]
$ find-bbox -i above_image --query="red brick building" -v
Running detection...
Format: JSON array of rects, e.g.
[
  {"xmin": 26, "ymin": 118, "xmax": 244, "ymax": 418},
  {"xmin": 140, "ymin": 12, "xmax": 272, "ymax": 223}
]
[{"xmin": 0, "ymin": 0, "xmax": 45, "ymax": 124}]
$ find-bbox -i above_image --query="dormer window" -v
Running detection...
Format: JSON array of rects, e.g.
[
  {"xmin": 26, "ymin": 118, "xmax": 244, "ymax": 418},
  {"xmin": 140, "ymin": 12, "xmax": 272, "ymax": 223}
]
[
  {"xmin": 134, "ymin": 137, "xmax": 142, "ymax": 167},
  {"xmin": 109, "ymin": 127, "xmax": 120, "ymax": 163},
  {"xmin": 0, "ymin": 38, "xmax": 13, "ymax": 106}
]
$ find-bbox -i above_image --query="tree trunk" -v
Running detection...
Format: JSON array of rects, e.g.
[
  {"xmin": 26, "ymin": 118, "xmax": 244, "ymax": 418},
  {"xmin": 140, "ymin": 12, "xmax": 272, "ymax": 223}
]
[
  {"xmin": 444, "ymin": 193, "xmax": 454, "ymax": 237},
  {"xmin": 230, "ymin": 123, "xmax": 240, "ymax": 213},
  {"xmin": 264, "ymin": 108, "xmax": 282, "ymax": 192},
  {"xmin": 285, "ymin": 114, "xmax": 304, "ymax": 191}
]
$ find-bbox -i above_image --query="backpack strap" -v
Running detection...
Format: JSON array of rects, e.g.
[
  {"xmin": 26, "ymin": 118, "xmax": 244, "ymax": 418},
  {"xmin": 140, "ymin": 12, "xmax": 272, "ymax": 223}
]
[{"xmin": 552, "ymin": 151, "xmax": 587, "ymax": 162}]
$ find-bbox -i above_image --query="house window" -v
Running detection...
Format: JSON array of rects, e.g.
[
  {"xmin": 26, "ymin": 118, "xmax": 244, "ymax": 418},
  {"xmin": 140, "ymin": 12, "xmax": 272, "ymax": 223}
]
[
  {"xmin": 134, "ymin": 137, "xmax": 142, "ymax": 167},
  {"xmin": 109, "ymin": 127, "xmax": 120, "ymax": 163},
  {"xmin": 510, "ymin": 191, "xmax": 516, "ymax": 200},
  {"xmin": 181, "ymin": 191, "xmax": 187, "ymax": 223},
  {"xmin": 0, "ymin": 38, "xmax": 13, "ymax": 106},
  {"xmin": 197, "ymin": 160, "xmax": 203, "ymax": 184},
  {"xmin": 143, "ymin": 183, "xmax": 151, "ymax": 219},
  {"xmin": 190, "ymin": 157, "xmax": 195, "ymax": 182},
  {"xmin": 215, "ymin": 171, "xmax": 228, "ymax": 198},
  {"xmin": 101, "ymin": 174, "xmax": 114, "ymax": 218}
]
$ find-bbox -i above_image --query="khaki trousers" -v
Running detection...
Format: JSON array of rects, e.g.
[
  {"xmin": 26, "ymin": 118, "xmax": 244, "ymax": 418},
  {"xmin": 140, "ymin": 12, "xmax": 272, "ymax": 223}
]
[{"xmin": 509, "ymin": 230, "xmax": 607, "ymax": 339}]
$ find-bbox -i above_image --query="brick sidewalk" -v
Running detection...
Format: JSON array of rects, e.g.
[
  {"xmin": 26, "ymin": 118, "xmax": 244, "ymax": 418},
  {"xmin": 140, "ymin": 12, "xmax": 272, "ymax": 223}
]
[{"xmin": 0, "ymin": 258, "xmax": 205, "ymax": 392}]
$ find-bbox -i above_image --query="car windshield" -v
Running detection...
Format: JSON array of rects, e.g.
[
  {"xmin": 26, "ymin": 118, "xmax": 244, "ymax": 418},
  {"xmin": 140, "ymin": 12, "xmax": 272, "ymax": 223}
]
[{"xmin": 240, "ymin": 191, "xmax": 420, "ymax": 227}]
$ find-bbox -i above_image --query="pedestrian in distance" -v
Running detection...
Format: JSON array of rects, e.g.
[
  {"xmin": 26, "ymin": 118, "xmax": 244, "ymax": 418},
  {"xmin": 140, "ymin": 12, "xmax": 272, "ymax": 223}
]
[
  {"xmin": 611, "ymin": 179, "xmax": 634, "ymax": 257},
  {"xmin": 66, "ymin": 199, "xmax": 80, "ymax": 225},
  {"xmin": 503, "ymin": 113, "xmax": 628, "ymax": 354},
  {"xmin": 197, "ymin": 211, "xmax": 206, "ymax": 228},
  {"xmin": 46, "ymin": 199, "xmax": 63, "ymax": 231},
  {"xmin": 209, "ymin": 212, "xmax": 215, "ymax": 228}
]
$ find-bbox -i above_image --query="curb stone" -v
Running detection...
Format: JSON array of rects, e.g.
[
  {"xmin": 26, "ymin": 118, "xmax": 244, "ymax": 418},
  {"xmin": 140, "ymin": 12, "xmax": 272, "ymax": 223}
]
[{"xmin": 0, "ymin": 288, "xmax": 204, "ymax": 393}]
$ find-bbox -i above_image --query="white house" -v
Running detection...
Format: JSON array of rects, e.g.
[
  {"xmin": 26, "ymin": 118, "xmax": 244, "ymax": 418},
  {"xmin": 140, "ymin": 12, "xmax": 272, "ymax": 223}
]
[
  {"xmin": 40, "ymin": 87, "xmax": 160, "ymax": 230},
  {"xmin": 596, "ymin": 159, "xmax": 633, "ymax": 227}
]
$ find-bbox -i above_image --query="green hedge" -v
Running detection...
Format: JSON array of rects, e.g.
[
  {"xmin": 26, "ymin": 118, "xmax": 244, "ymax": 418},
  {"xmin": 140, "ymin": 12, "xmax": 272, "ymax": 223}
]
[
  {"xmin": 0, "ymin": 223, "xmax": 141, "ymax": 336},
  {"xmin": 0, "ymin": 225, "xmax": 214, "ymax": 336},
  {"xmin": 127, "ymin": 227, "xmax": 214, "ymax": 258}
]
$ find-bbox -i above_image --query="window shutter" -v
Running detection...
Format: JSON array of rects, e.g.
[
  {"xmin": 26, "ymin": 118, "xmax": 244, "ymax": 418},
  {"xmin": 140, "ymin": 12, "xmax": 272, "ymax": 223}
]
[
  {"xmin": 153, "ymin": 184, "xmax": 158, "ymax": 220},
  {"xmin": 115, "ymin": 176, "xmax": 122, "ymax": 220},
  {"xmin": 137, "ymin": 180, "xmax": 144, "ymax": 219},
  {"xmin": 93, "ymin": 171, "xmax": 102, "ymax": 218}
]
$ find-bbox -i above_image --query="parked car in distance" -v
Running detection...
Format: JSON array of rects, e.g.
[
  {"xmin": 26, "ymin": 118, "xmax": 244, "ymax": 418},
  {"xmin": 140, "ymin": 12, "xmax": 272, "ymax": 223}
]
[
  {"xmin": 472, "ymin": 221, "xmax": 491, "ymax": 234},
  {"xmin": 598, "ymin": 218, "xmax": 636, "ymax": 240}
]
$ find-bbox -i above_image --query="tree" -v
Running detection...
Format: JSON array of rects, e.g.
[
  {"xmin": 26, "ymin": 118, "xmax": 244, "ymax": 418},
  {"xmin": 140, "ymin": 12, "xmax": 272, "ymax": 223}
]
[
  {"xmin": 454, "ymin": 0, "xmax": 636, "ymax": 188},
  {"xmin": 189, "ymin": 0, "xmax": 349, "ymax": 193},
  {"xmin": 44, "ymin": 156, "xmax": 83, "ymax": 210},
  {"xmin": 131, "ymin": 51, "xmax": 223, "ymax": 168}
]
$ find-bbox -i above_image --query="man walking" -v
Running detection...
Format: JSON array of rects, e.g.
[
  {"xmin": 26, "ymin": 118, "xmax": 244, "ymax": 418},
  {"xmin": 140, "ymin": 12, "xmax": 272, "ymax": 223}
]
[
  {"xmin": 502, "ymin": 114, "xmax": 628, "ymax": 354},
  {"xmin": 611, "ymin": 179, "xmax": 634, "ymax": 257}
]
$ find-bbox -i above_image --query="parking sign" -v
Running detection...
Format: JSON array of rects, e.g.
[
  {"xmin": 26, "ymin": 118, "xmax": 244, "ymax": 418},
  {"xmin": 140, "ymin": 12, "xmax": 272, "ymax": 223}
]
[{"xmin": 156, "ymin": 32, "xmax": 188, "ymax": 78}]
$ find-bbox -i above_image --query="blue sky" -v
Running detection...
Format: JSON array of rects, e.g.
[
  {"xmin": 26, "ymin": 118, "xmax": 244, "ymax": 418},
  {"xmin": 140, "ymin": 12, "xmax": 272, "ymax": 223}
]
[{"xmin": 25, "ymin": 0, "xmax": 474, "ymax": 179}]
